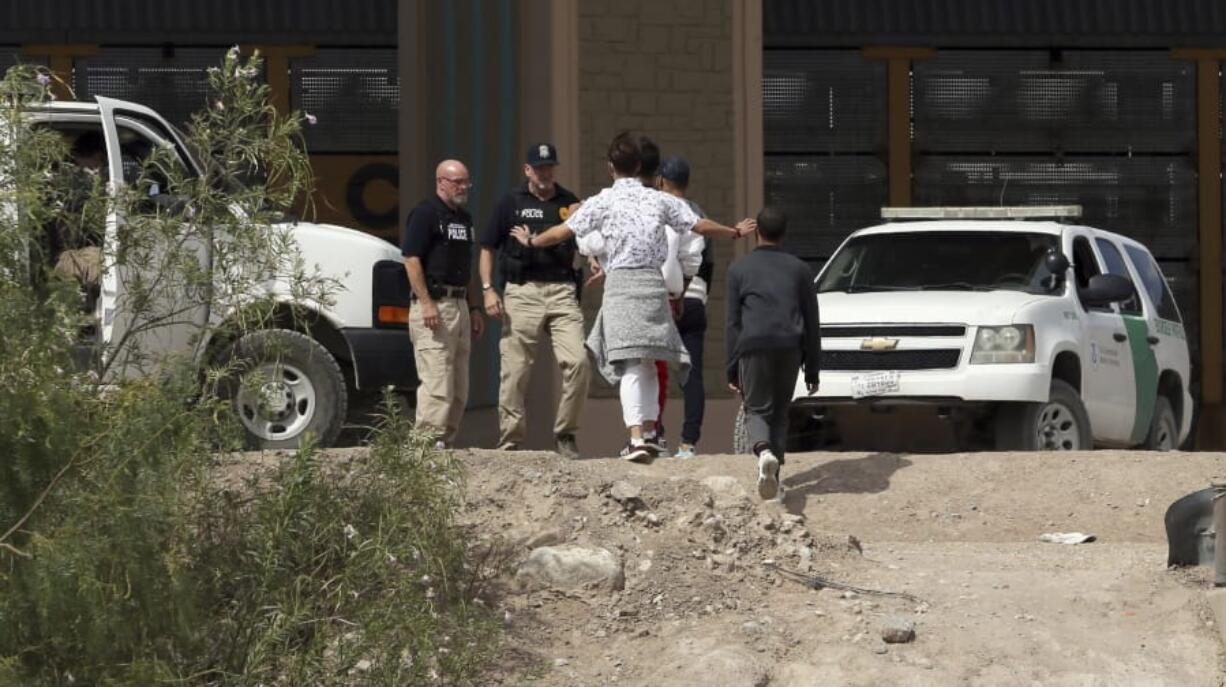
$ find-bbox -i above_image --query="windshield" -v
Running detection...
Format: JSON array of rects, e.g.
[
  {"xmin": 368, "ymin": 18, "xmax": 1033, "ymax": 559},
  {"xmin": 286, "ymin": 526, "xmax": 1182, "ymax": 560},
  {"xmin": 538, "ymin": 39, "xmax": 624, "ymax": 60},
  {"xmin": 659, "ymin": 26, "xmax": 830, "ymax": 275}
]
[{"xmin": 817, "ymin": 231, "xmax": 1063, "ymax": 294}]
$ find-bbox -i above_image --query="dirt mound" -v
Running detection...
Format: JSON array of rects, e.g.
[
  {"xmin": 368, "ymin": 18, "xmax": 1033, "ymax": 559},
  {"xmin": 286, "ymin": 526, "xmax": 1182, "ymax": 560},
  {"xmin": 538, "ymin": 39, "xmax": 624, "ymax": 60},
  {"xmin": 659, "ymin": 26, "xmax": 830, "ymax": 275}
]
[{"xmin": 454, "ymin": 449, "xmax": 1226, "ymax": 686}]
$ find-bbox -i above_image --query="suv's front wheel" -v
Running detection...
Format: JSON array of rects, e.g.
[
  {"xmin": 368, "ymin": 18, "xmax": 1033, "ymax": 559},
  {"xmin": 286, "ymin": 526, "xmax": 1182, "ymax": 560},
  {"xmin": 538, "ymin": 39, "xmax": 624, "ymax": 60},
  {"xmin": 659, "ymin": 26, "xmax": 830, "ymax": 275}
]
[{"xmin": 994, "ymin": 379, "xmax": 1092, "ymax": 451}]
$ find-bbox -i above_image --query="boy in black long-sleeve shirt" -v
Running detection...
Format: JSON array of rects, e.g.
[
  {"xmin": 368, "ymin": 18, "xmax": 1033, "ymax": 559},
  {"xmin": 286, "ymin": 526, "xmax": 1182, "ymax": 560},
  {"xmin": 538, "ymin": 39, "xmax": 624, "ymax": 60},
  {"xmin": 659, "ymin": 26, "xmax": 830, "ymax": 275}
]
[{"xmin": 726, "ymin": 207, "xmax": 821, "ymax": 501}]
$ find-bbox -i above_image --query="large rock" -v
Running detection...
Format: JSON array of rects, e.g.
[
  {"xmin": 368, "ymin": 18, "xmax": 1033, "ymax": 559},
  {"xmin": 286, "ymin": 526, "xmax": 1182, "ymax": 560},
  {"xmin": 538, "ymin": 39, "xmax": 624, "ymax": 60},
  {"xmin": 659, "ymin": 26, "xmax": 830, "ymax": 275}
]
[
  {"xmin": 702, "ymin": 475, "xmax": 749, "ymax": 507},
  {"xmin": 608, "ymin": 480, "xmax": 645, "ymax": 511},
  {"xmin": 516, "ymin": 545, "xmax": 624, "ymax": 592},
  {"xmin": 880, "ymin": 615, "xmax": 917, "ymax": 643}
]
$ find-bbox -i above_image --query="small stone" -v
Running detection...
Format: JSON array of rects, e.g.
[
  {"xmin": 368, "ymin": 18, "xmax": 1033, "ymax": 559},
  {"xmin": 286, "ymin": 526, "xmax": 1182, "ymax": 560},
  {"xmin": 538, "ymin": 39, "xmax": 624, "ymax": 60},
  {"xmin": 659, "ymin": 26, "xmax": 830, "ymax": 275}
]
[
  {"xmin": 524, "ymin": 527, "xmax": 568, "ymax": 550},
  {"xmin": 353, "ymin": 659, "xmax": 372, "ymax": 672},
  {"xmin": 872, "ymin": 641, "xmax": 889, "ymax": 655},
  {"xmin": 917, "ymin": 657, "xmax": 934, "ymax": 670},
  {"xmin": 609, "ymin": 481, "xmax": 641, "ymax": 502},
  {"xmin": 553, "ymin": 658, "xmax": 570, "ymax": 668},
  {"xmin": 616, "ymin": 608, "xmax": 638, "ymax": 618},
  {"xmin": 702, "ymin": 475, "xmax": 749, "ymax": 507},
  {"xmin": 881, "ymin": 616, "xmax": 916, "ymax": 644}
]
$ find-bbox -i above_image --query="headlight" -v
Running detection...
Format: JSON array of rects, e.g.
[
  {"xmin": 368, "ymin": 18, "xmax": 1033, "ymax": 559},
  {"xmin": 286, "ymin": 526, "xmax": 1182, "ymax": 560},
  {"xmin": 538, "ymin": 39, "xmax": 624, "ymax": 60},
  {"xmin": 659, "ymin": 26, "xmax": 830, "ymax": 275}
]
[{"xmin": 970, "ymin": 325, "xmax": 1035, "ymax": 364}]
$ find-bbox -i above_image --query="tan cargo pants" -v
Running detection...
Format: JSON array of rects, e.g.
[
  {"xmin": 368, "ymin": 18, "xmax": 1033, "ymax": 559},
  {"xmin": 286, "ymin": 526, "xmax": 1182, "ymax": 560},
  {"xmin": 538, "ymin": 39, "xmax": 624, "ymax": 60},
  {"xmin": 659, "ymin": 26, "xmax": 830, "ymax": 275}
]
[
  {"xmin": 409, "ymin": 297, "xmax": 471, "ymax": 444},
  {"xmin": 498, "ymin": 281, "xmax": 591, "ymax": 445}
]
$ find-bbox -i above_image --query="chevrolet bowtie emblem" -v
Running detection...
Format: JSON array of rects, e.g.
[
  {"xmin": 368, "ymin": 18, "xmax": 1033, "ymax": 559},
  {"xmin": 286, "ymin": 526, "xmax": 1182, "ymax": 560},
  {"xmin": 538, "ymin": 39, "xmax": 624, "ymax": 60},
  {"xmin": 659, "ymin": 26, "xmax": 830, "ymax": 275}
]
[{"xmin": 861, "ymin": 337, "xmax": 899, "ymax": 351}]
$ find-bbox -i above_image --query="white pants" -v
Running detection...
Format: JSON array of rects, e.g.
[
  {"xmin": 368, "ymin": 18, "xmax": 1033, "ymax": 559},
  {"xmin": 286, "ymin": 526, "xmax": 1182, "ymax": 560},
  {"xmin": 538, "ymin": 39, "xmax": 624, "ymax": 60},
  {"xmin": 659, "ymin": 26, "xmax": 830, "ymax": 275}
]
[{"xmin": 619, "ymin": 360, "xmax": 659, "ymax": 427}]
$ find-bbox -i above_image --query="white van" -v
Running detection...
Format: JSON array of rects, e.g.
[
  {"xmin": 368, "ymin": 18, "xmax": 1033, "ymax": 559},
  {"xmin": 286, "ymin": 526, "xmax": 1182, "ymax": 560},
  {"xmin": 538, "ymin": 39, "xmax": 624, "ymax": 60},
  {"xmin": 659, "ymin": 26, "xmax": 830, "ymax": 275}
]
[
  {"xmin": 743, "ymin": 206, "xmax": 1192, "ymax": 453},
  {"xmin": 33, "ymin": 97, "xmax": 416, "ymax": 449}
]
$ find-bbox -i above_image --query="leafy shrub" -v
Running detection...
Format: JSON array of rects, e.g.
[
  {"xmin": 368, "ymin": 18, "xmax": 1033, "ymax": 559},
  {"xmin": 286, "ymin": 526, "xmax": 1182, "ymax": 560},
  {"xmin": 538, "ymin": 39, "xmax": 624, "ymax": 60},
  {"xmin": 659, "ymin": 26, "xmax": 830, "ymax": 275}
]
[{"xmin": 0, "ymin": 51, "xmax": 498, "ymax": 685}]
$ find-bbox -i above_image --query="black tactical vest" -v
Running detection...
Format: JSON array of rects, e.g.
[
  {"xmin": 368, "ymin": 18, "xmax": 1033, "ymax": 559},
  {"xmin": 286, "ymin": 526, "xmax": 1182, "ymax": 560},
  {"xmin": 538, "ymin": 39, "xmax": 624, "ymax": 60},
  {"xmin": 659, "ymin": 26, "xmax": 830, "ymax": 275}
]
[
  {"xmin": 501, "ymin": 186, "xmax": 578, "ymax": 284},
  {"xmin": 422, "ymin": 204, "xmax": 473, "ymax": 288}
]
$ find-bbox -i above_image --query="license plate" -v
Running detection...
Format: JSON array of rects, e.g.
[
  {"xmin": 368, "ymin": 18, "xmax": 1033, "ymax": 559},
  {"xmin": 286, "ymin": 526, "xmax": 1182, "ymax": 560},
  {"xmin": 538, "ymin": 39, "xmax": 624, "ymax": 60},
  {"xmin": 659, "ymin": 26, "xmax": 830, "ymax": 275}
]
[{"xmin": 850, "ymin": 371, "xmax": 900, "ymax": 399}]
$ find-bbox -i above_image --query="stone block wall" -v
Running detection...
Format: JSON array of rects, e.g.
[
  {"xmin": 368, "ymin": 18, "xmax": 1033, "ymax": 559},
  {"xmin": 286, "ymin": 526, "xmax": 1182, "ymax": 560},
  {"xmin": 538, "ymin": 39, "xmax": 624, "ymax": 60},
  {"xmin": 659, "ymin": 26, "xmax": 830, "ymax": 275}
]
[{"xmin": 577, "ymin": 0, "xmax": 736, "ymax": 401}]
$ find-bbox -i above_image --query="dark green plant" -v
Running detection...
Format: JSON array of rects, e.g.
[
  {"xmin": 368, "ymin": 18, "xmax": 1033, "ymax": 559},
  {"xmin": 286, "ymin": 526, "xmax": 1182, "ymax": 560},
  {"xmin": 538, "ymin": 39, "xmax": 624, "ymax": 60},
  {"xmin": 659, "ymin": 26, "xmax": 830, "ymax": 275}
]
[{"xmin": 0, "ymin": 52, "xmax": 498, "ymax": 685}]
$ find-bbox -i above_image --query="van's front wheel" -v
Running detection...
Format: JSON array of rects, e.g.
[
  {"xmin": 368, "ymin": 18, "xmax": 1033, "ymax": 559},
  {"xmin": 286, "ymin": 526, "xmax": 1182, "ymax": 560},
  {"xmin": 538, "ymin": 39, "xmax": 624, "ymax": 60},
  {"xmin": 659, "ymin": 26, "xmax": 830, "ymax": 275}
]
[
  {"xmin": 994, "ymin": 379, "xmax": 1091, "ymax": 451},
  {"xmin": 220, "ymin": 329, "xmax": 347, "ymax": 450}
]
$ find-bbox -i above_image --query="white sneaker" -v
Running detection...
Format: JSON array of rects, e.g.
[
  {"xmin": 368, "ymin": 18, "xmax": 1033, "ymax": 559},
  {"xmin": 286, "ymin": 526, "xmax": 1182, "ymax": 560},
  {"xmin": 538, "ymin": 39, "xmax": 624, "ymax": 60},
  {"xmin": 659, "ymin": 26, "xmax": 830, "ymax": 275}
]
[{"xmin": 756, "ymin": 449, "xmax": 780, "ymax": 501}]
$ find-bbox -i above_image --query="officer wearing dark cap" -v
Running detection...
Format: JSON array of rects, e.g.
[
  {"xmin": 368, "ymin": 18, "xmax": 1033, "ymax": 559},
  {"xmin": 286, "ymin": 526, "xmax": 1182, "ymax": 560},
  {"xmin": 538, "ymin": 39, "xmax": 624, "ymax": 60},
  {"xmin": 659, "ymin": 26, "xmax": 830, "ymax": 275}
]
[{"xmin": 478, "ymin": 143, "xmax": 589, "ymax": 458}]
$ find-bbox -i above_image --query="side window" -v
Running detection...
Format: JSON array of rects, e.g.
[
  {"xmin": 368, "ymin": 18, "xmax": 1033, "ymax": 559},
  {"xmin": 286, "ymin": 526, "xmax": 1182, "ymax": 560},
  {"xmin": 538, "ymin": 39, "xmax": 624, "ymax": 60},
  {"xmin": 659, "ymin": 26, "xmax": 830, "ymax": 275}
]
[
  {"xmin": 116, "ymin": 124, "xmax": 189, "ymax": 214},
  {"xmin": 1094, "ymin": 239, "xmax": 1142, "ymax": 316},
  {"xmin": 1071, "ymin": 237, "xmax": 1108, "ymax": 311},
  {"xmin": 1124, "ymin": 245, "xmax": 1182, "ymax": 323}
]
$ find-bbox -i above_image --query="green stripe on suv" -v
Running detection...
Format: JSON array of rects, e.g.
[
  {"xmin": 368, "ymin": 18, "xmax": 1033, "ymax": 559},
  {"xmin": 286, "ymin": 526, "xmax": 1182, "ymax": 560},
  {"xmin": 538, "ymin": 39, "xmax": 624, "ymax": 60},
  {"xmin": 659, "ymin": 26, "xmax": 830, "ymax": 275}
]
[{"xmin": 1124, "ymin": 316, "xmax": 1158, "ymax": 445}]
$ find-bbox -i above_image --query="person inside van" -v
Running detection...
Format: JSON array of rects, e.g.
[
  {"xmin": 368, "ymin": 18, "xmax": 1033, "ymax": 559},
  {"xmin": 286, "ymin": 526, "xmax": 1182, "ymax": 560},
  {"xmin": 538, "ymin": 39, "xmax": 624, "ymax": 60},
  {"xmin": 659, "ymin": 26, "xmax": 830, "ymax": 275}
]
[{"xmin": 49, "ymin": 130, "xmax": 109, "ymax": 303}]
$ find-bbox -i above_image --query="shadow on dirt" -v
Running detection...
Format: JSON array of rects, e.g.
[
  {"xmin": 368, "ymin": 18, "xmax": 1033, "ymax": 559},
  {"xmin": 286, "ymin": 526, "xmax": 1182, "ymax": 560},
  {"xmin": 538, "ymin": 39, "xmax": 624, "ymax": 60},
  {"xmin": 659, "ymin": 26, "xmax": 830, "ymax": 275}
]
[{"xmin": 781, "ymin": 452, "xmax": 912, "ymax": 515}]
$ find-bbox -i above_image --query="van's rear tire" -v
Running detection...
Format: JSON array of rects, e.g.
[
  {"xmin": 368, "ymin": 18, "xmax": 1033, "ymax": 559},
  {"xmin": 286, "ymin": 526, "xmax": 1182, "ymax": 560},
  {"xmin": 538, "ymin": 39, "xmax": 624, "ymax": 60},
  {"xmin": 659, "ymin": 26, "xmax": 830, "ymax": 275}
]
[
  {"xmin": 994, "ymin": 379, "xmax": 1091, "ymax": 451},
  {"xmin": 1143, "ymin": 396, "xmax": 1178, "ymax": 451},
  {"xmin": 219, "ymin": 329, "xmax": 347, "ymax": 450}
]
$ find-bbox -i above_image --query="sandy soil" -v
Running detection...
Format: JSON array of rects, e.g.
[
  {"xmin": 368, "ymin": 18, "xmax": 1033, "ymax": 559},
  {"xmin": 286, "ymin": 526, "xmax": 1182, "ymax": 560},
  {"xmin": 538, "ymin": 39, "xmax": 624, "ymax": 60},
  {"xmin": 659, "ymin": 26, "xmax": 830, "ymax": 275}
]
[{"xmin": 459, "ymin": 448, "xmax": 1226, "ymax": 686}]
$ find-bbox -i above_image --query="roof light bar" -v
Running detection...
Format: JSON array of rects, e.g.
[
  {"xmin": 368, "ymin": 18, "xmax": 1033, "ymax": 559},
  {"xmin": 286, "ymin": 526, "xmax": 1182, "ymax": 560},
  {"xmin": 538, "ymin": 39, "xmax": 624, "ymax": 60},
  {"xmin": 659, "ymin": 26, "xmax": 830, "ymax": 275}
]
[{"xmin": 880, "ymin": 205, "xmax": 1083, "ymax": 220}]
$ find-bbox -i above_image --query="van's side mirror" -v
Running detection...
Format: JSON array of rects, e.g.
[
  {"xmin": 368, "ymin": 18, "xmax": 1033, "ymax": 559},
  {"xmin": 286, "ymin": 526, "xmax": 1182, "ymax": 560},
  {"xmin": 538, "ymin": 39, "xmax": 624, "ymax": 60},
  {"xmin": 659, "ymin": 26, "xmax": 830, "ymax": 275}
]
[{"xmin": 1081, "ymin": 273, "xmax": 1134, "ymax": 307}]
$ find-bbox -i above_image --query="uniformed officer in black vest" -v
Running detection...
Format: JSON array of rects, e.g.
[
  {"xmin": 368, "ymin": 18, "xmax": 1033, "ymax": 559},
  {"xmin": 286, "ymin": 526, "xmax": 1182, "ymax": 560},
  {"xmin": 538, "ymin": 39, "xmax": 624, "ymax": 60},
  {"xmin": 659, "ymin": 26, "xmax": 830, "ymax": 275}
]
[
  {"xmin": 402, "ymin": 159, "xmax": 485, "ymax": 449},
  {"xmin": 478, "ymin": 143, "xmax": 590, "ymax": 458}
]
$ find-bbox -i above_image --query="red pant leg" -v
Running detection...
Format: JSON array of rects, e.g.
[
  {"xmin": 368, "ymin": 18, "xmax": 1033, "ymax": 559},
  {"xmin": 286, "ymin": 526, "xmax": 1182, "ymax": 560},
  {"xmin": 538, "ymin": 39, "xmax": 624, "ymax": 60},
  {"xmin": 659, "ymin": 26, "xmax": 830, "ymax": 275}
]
[{"xmin": 655, "ymin": 360, "xmax": 668, "ymax": 422}]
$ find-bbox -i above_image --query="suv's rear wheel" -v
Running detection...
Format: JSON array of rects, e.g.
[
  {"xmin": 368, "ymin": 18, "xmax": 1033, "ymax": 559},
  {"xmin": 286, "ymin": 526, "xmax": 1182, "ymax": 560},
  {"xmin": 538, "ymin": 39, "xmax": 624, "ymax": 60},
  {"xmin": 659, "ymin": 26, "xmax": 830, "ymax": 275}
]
[
  {"xmin": 1143, "ymin": 396, "xmax": 1178, "ymax": 451},
  {"xmin": 994, "ymin": 379, "xmax": 1092, "ymax": 451},
  {"xmin": 220, "ymin": 329, "xmax": 347, "ymax": 450}
]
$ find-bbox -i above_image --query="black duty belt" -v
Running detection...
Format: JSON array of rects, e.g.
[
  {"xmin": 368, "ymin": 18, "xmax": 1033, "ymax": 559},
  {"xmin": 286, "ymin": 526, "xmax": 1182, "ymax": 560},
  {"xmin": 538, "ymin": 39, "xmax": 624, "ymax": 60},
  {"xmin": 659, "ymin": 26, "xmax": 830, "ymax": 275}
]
[
  {"xmin": 514, "ymin": 268, "xmax": 576, "ymax": 284},
  {"xmin": 413, "ymin": 285, "xmax": 468, "ymax": 300}
]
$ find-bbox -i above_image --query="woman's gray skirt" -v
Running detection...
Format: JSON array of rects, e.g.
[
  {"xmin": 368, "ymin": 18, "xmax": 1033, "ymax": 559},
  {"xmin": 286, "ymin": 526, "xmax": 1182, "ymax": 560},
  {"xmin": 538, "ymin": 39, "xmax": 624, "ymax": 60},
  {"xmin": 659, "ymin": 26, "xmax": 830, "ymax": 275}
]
[{"xmin": 586, "ymin": 267, "xmax": 691, "ymax": 385}]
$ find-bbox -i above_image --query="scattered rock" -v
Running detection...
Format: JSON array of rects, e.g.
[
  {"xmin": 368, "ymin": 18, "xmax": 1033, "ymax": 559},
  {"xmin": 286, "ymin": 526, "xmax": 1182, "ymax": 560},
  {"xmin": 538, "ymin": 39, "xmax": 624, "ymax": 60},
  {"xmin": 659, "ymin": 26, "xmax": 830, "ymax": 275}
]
[
  {"xmin": 609, "ymin": 480, "xmax": 642, "ymax": 503},
  {"xmin": 553, "ymin": 657, "xmax": 570, "ymax": 667},
  {"xmin": 524, "ymin": 527, "xmax": 568, "ymax": 550},
  {"xmin": 702, "ymin": 515, "xmax": 728, "ymax": 541},
  {"xmin": 756, "ymin": 514, "xmax": 777, "ymax": 532},
  {"xmin": 516, "ymin": 545, "xmax": 625, "ymax": 592},
  {"xmin": 702, "ymin": 475, "xmax": 749, "ymax": 507},
  {"xmin": 880, "ymin": 616, "xmax": 916, "ymax": 644},
  {"xmin": 608, "ymin": 481, "xmax": 646, "ymax": 512}
]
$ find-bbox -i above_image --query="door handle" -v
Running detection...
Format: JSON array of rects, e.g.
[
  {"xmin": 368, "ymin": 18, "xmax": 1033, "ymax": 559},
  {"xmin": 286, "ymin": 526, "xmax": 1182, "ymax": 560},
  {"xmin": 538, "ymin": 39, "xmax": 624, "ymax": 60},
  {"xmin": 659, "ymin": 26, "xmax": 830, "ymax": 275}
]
[
  {"xmin": 1147, "ymin": 335, "xmax": 1160, "ymax": 346},
  {"xmin": 1112, "ymin": 332, "xmax": 1127, "ymax": 342}
]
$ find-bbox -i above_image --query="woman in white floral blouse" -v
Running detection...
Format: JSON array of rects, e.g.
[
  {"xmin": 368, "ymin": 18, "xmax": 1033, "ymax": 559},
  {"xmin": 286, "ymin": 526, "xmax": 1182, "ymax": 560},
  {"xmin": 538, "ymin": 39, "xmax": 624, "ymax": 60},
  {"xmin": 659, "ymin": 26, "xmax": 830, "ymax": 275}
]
[{"xmin": 511, "ymin": 132, "xmax": 755, "ymax": 461}]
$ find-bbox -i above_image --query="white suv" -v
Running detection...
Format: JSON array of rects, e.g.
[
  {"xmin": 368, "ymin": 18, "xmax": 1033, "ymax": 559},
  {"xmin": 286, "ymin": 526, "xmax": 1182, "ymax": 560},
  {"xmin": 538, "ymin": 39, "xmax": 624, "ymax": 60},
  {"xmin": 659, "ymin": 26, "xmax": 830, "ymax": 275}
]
[{"xmin": 769, "ymin": 206, "xmax": 1192, "ymax": 452}]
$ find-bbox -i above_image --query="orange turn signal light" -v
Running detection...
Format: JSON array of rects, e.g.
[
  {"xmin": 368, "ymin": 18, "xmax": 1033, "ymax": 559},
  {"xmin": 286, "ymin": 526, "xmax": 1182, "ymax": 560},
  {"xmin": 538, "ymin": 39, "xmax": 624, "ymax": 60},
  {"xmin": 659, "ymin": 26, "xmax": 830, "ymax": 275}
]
[{"xmin": 377, "ymin": 305, "xmax": 410, "ymax": 325}]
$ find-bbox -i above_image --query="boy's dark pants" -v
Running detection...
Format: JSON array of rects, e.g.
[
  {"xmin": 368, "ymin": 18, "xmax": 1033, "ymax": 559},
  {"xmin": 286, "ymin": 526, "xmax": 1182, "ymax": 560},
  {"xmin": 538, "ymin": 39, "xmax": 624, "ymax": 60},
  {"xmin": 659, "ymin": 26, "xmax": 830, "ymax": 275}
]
[
  {"xmin": 739, "ymin": 348, "xmax": 803, "ymax": 462},
  {"xmin": 678, "ymin": 297, "xmax": 707, "ymax": 445}
]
